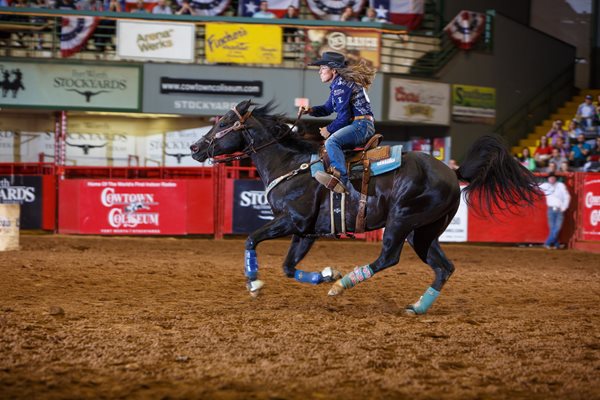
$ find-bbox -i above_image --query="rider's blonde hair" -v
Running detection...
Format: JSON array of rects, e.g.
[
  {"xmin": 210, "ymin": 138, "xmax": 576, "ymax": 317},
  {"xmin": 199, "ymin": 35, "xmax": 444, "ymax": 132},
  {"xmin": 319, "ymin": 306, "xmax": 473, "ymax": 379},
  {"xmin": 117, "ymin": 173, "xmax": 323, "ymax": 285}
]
[{"xmin": 335, "ymin": 58, "xmax": 376, "ymax": 90}]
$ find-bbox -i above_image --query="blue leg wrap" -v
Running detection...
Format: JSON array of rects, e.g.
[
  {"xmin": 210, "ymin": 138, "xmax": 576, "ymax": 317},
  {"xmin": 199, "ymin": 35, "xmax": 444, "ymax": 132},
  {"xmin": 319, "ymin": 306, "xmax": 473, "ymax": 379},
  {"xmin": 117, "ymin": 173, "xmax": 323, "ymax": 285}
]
[
  {"xmin": 412, "ymin": 286, "xmax": 440, "ymax": 314},
  {"xmin": 340, "ymin": 265, "xmax": 374, "ymax": 289},
  {"xmin": 294, "ymin": 270, "xmax": 323, "ymax": 285},
  {"xmin": 244, "ymin": 250, "xmax": 258, "ymax": 280}
]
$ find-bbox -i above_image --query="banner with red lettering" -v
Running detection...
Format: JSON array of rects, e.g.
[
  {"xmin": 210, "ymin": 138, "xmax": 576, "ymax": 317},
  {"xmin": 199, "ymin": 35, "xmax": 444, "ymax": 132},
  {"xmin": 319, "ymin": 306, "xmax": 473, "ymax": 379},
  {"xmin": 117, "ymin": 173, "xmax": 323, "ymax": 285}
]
[
  {"xmin": 69, "ymin": 180, "xmax": 187, "ymax": 235},
  {"xmin": 581, "ymin": 176, "xmax": 600, "ymax": 241},
  {"xmin": 388, "ymin": 78, "xmax": 450, "ymax": 125}
]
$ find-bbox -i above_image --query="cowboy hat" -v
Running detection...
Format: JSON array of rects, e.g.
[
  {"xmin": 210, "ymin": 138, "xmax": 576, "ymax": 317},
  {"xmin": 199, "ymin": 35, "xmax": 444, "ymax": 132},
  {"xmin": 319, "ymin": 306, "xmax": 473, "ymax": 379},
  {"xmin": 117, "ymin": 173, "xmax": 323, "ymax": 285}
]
[{"xmin": 308, "ymin": 52, "xmax": 347, "ymax": 69}]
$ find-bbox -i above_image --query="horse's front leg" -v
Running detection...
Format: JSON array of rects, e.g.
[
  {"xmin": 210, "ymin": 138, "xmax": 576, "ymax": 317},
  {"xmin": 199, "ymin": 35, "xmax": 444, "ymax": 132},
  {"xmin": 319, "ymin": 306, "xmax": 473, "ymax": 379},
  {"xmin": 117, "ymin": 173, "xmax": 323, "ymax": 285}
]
[
  {"xmin": 283, "ymin": 235, "xmax": 342, "ymax": 285},
  {"xmin": 245, "ymin": 215, "xmax": 295, "ymax": 297}
]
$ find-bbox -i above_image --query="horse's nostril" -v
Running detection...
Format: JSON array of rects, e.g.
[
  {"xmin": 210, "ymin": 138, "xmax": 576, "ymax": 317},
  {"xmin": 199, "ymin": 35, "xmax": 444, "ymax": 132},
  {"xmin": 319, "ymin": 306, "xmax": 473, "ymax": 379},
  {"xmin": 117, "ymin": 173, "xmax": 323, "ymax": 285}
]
[{"xmin": 190, "ymin": 144, "xmax": 199, "ymax": 153}]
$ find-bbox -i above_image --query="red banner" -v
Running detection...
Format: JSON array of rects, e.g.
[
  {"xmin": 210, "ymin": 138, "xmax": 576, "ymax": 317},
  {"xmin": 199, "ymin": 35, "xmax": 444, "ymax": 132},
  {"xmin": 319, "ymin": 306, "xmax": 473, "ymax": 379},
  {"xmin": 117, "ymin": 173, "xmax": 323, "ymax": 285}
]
[
  {"xmin": 581, "ymin": 176, "xmax": 600, "ymax": 241},
  {"xmin": 60, "ymin": 180, "xmax": 187, "ymax": 235}
]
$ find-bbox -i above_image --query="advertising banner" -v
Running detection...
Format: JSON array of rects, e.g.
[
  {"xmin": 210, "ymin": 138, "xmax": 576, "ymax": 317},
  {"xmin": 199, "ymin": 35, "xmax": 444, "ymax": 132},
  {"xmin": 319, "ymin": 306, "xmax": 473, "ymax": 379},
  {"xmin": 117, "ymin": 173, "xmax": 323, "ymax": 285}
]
[
  {"xmin": 452, "ymin": 84, "xmax": 496, "ymax": 124},
  {"xmin": 77, "ymin": 180, "xmax": 187, "ymax": 234},
  {"xmin": 0, "ymin": 176, "xmax": 42, "ymax": 229},
  {"xmin": 19, "ymin": 131, "xmax": 55, "ymax": 163},
  {"xmin": 306, "ymin": 28, "xmax": 380, "ymax": 68},
  {"xmin": 205, "ymin": 23, "xmax": 282, "ymax": 65},
  {"xmin": 388, "ymin": 78, "xmax": 450, "ymax": 125},
  {"xmin": 117, "ymin": 20, "xmax": 196, "ymax": 63},
  {"xmin": 0, "ymin": 61, "xmax": 140, "ymax": 111},
  {"xmin": 160, "ymin": 77, "xmax": 263, "ymax": 97},
  {"xmin": 439, "ymin": 186, "xmax": 468, "ymax": 242},
  {"xmin": 581, "ymin": 177, "xmax": 600, "ymax": 241},
  {"xmin": 232, "ymin": 179, "xmax": 273, "ymax": 234},
  {"xmin": 0, "ymin": 131, "xmax": 15, "ymax": 162}
]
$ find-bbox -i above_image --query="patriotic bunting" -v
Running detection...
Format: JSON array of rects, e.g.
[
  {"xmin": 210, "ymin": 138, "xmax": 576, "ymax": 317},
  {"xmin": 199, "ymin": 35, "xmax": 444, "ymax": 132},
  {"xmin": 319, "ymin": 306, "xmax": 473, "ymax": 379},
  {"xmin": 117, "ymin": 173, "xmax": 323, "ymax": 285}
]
[
  {"xmin": 60, "ymin": 16, "xmax": 99, "ymax": 58},
  {"xmin": 305, "ymin": 0, "xmax": 366, "ymax": 21},
  {"xmin": 238, "ymin": 0, "xmax": 299, "ymax": 18},
  {"xmin": 368, "ymin": 0, "xmax": 424, "ymax": 29},
  {"xmin": 444, "ymin": 10, "xmax": 486, "ymax": 50}
]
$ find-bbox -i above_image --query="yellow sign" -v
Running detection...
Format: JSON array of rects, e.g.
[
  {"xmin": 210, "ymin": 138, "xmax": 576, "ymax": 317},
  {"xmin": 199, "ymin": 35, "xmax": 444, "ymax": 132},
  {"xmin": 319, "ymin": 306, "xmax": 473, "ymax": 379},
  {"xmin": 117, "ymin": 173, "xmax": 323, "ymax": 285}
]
[{"xmin": 205, "ymin": 23, "xmax": 282, "ymax": 65}]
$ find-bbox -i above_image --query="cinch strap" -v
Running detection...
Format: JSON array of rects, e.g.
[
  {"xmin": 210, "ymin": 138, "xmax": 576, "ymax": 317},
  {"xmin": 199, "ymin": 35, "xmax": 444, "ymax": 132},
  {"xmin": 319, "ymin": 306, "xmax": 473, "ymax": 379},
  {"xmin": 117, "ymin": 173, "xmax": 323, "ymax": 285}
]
[
  {"xmin": 245, "ymin": 250, "xmax": 258, "ymax": 280},
  {"xmin": 294, "ymin": 270, "xmax": 322, "ymax": 285},
  {"xmin": 340, "ymin": 265, "xmax": 374, "ymax": 289},
  {"xmin": 411, "ymin": 287, "xmax": 440, "ymax": 314}
]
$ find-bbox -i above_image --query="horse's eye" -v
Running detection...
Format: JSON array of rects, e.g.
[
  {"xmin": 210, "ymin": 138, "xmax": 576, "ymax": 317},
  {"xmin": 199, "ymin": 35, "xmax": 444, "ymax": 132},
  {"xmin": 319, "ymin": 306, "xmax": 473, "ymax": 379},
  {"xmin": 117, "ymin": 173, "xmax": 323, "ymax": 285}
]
[{"xmin": 219, "ymin": 121, "xmax": 226, "ymax": 128}]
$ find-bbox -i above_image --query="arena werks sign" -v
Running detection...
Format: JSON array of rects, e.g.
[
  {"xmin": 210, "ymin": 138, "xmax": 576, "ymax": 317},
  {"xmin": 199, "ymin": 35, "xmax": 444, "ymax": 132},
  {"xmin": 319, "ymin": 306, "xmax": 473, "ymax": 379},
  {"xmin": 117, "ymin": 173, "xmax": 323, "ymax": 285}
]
[{"xmin": 0, "ymin": 61, "xmax": 140, "ymax": 111}]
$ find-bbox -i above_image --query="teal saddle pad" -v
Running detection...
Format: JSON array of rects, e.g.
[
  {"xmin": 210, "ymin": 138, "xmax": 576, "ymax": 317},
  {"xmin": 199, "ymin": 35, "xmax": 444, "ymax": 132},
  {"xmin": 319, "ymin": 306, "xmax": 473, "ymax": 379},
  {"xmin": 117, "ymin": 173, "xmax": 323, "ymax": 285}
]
[{"xmin": 310, "ymin": 145, "xmax": 403, "ymax": 177}]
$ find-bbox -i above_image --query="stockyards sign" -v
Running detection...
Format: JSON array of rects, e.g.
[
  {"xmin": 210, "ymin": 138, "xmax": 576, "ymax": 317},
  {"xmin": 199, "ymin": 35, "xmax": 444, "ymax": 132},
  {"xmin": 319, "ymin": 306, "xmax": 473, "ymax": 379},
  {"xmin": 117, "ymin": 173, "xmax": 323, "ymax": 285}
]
[
  {"xmin": 388, "ymin": 78, "xmax": 450, "ymax": 125},
  {"xmin": 451, "ymin": 84, "xmax": 496, "ymax": 124},
  {"xmin": 0, "ymin": 61, "xmax": 140, "ymax": 111},
  {"xmin": 117, "ymin": 20, "xmax": 196, "ymax": 63},
  {"xmin": 205, "ymin": 23, "xmax": 282, "ymax": 65},
  {"xmin": 306, "ymin": 28, "xmax": 380, "ymax": 69}
]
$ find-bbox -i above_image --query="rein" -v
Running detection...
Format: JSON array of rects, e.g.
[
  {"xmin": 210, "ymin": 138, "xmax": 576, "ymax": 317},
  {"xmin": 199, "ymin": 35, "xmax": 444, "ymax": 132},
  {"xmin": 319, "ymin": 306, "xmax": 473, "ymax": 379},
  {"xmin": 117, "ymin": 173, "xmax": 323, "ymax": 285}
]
[{"xmin": 210, "ymin": 107, "xmax": 306, "ymax": 164}]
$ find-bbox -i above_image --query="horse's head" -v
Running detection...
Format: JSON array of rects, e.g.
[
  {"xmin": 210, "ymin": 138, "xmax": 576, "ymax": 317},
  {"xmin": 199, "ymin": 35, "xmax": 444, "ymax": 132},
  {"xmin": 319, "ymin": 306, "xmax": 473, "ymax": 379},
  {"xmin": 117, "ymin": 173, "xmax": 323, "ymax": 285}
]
[{"xmin": 190, "ymin": 100, "xmax": 255, "ymax": 163}]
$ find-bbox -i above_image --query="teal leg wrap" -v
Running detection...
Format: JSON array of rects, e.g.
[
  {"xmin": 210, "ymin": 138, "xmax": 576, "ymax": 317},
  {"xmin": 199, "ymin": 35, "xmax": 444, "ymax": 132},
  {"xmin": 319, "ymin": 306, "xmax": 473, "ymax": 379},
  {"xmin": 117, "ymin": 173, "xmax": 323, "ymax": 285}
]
[
  {"xmin": 411, "ymin": 286, "xmax": 440, "ymax": 314},
  {"xmin": 340, "ymin": 265, "xmax": 374, "ymax": 289}
]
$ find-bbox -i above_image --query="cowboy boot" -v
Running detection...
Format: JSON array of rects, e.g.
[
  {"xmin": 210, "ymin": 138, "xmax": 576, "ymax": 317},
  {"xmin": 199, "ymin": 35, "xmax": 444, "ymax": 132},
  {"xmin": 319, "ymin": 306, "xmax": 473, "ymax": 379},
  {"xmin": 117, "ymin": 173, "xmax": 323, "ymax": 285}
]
[{"xmin": 314, "ymin": 171, "xmax": 348, "ymax": 194}]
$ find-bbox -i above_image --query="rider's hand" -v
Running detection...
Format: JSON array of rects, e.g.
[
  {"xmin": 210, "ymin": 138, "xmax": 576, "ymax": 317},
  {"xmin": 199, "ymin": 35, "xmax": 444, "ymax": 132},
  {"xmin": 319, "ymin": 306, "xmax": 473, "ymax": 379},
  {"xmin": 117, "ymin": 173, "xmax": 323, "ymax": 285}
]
[
  {"xmin": 298, "ymin": 106, "xmax": 311, "ymax": 116},
  {"xmin": 319, "ymin": 126, "xmax": 330, "ymax": 139}
]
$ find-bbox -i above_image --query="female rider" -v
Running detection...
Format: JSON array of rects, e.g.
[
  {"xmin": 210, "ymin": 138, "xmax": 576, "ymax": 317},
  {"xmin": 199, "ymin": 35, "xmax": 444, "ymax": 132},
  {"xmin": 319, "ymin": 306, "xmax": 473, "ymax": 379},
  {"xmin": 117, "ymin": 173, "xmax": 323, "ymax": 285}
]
[{"xmin": 302, "ymin": 52, "xmax": 376, "ymax": 194}]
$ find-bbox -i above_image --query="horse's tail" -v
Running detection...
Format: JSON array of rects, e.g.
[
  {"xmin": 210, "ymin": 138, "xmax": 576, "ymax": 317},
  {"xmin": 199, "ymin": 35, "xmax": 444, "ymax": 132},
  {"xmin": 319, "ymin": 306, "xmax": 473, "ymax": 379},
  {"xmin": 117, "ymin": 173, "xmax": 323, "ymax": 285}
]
[{"xmin": 456, "ymin": 134, "xmax": 541, "ymax": 215}]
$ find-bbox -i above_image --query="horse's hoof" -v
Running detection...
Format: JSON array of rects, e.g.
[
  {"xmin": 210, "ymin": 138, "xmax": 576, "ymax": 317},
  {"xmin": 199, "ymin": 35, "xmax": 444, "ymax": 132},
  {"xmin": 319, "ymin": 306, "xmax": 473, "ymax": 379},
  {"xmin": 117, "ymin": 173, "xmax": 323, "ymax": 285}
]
[
  {"xmin": 321, "ymin": 267, "xmax": 343, "ymax": 283},
  {"xmin": 247, "ymin": 280, "xmax": 264, "ymax": 298},
  {"xmin": 328, "ymin": 280, "xmax": 345, "ymax": 296}
]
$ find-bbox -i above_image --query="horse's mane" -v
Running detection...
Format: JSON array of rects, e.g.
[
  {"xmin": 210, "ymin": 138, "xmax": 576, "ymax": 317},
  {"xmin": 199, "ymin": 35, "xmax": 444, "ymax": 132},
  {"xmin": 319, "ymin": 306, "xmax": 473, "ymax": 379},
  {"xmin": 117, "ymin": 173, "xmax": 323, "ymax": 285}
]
[{"xmin": 250, "ymin": 102, "xmax": 321, "ymax": 154}]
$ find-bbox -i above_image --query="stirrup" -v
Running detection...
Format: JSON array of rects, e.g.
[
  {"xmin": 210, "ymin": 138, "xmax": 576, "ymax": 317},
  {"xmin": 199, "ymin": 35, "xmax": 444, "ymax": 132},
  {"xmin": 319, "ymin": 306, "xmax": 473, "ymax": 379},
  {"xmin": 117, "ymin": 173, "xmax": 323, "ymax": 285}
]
[{"xmin": 315, "ymin": 171, "xmax": 348, "ymax": 194}]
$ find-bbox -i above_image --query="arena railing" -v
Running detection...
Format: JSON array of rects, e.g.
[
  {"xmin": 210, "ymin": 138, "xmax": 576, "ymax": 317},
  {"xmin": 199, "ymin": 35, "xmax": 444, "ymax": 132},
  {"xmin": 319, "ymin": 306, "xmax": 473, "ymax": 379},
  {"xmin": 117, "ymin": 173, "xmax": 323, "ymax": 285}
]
[{"xmin": 0, "ymin": 7, "xmax": 455, "ymax": 76}]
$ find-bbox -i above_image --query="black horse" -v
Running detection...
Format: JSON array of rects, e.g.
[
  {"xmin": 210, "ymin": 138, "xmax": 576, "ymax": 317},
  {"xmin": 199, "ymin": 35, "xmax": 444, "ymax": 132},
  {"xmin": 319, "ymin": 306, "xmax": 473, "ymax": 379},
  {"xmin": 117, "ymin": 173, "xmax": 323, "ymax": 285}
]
[{"xmin": 190, "ymin": 100, "xmax": 540, "ymax": 314}]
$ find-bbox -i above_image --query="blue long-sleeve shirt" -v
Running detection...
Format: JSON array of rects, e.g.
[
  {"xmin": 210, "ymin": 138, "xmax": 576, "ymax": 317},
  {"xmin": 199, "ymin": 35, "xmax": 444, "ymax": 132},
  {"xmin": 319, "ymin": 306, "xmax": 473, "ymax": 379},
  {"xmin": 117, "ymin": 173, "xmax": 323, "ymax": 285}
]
[{"xmin": 310, "ymin": 75, "xmax": 373, "ymax": 133}]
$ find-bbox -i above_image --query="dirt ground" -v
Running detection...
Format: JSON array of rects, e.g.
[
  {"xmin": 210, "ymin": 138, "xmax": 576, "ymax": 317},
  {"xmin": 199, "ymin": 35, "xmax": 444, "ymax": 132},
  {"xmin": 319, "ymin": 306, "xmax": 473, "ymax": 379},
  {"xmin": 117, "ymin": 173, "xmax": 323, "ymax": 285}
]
[{"xmin": 0, "ymin": 235, "xmax": 599, "ymax": 400}]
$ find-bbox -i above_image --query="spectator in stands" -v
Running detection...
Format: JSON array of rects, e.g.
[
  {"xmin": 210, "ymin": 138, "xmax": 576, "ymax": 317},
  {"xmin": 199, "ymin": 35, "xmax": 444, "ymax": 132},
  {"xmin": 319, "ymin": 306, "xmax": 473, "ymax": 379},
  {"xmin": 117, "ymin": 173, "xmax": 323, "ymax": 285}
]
[
  {"xmin": 93, "ymin": 0, "xmax": 119, "ymax": 52},
  {"xmin": 576, "ymin": 95, "xmax": 596, "ymax": 131},
  {"xmin": 559, "ymin": 160, "xmax": 571, "ymax": 173},
  {"xmin": 55, "ymin": 0, "xmax": 76, "ymax": 9},
  {"xmin": 546, "ymin": 160, "xmax": 558, "ymax": 174},
  {"xmin": 539, "ymin": 172, "xmax": 571, "ymax": 250},
  {"xmin": 282, "ymin": 5, "xmax": 300, "ymax": 44},
  {"xmin": 548, "ymin": 147, "xmax": 567, "ymax": 170},
  {"xmin": 78, "ymin": 0, "xmax": 103, "ymax": 10},
  {"xmin": 534, "ymin": 135, "xmax": 553, "ymax": 169},
  {"xmin": 340, "ymin": 6, "xmax": 357, "ymax": 21},
  {"xmin": 130, "ymin": 0, "xmax": 147, "ymax": 13},
  {"xmin": 361, "ymin": 7, "xmax": 384, "ymax": 22},
  {"xmin": 152, "ymin": 0, "xmax": 171, "ymax": 14},
  {"xmin": 565, "ymin": 119, "xmax": 583, "ymax": 143},
  {"xmin": 253, "ymin": 0, "xmax": 275, "ymax": 18},
  {"xmin": 176, "ymin": 0, "xmax": 194, "ymax": 15},
  {"xmin": 517, "ymin": 147, "xmax": 535, "ymax": 171},
  {"xmin": 569, "ymin": 133, "xmax": 592, "ymax": 169},
  {"xmin": 554, "ymin": 136, "xmax": 570, "ymax": 158},
  {"xmin": 583, "ymin": 136, "xmax": 600, "ymax": 172},
  {"xmin": 0, "ymin": 0, "xmax": 8, "ymax": 7},
  {"xmin": 546, "ymin": 119, "xmax": 566, "ymax": 146}
]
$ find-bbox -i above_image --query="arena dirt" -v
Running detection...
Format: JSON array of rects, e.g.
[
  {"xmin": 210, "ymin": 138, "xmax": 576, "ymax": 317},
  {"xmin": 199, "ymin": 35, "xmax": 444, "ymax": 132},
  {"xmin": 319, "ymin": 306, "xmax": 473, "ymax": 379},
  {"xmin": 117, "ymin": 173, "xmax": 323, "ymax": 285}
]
[{"xmin": 1, "ymin": 235, "xmax": 599, "ymax": 399}]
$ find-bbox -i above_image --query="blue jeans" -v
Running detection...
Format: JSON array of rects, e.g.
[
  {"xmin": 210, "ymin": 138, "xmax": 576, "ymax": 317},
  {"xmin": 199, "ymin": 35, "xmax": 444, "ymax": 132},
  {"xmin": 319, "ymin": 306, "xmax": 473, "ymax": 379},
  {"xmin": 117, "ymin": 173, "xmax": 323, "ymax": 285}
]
[
  {"xmin": 325, "ymin": 119, "xmax": 375, "ymax": 184},
  {"xmin": 545, "ymin": 207, "xmax": 564, "ymax": 247}
]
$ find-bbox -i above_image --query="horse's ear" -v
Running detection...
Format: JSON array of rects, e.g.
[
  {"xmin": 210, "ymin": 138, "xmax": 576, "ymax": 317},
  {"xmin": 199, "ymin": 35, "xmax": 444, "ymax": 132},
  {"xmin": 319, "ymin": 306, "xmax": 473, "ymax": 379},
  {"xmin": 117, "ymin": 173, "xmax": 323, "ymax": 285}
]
[{"xmin": 237, "ymin": 99, "xmax": 253, "ymax": 114}]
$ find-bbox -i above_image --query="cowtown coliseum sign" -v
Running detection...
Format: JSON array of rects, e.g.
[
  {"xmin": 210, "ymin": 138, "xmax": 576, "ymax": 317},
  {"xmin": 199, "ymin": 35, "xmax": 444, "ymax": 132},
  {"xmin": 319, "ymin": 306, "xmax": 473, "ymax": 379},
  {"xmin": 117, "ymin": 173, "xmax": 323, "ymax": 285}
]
[
  {"xmin": 0, "ymin": 61, "xmax": 140, "ymax": 111},
  {"xmin": 581, "ymin": 177, "xmax": 600, "ymax": 240}
]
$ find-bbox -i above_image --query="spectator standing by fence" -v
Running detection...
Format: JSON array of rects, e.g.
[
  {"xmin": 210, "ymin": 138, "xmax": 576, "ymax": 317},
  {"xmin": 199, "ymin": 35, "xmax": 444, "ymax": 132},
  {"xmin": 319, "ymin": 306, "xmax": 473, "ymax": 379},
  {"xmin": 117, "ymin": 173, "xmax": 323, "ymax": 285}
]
[
  {"xmin": 176, "ymin": 0, "xmax": 194, "ymax": 15},
  {"xmin": 539, "ymin": 172, "xmax": 571, "ymax": 250}
]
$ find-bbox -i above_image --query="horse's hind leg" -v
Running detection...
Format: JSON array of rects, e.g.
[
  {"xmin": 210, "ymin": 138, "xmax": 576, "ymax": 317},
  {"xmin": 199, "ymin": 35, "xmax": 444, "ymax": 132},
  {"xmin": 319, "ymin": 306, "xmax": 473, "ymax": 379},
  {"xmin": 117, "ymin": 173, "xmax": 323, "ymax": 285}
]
[
  {"xmin": 328, "ymin": 219, "xmax": 412, "ymax": 296},
  {"xmin": 283, "ymin": 235, "xmax": 342, "ymax": 285},
  {"xmin": 405, "ymin": 216, "xmax": 456, "ymax": 315}
]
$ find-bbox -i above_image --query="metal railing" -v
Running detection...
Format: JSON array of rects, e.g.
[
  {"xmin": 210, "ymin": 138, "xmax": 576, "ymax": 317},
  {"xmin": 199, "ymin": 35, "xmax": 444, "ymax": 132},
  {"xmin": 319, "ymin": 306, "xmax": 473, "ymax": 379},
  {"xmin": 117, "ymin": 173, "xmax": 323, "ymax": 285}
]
[
  {"xmin": 0, "ymin": 6, "xmax": 456, "ymax": 77},
  {"xmin": 495, "ymin": 64, "xmax": 576, "ymax": 148}
]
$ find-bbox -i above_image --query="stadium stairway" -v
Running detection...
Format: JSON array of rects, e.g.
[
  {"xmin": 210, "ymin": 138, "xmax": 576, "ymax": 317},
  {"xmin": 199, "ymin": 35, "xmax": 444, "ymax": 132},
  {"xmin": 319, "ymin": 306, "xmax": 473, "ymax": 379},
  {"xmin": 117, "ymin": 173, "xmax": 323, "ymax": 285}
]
[{"xmin": 511, "ymin": 89, "xmax": 600, "ymax": 156}]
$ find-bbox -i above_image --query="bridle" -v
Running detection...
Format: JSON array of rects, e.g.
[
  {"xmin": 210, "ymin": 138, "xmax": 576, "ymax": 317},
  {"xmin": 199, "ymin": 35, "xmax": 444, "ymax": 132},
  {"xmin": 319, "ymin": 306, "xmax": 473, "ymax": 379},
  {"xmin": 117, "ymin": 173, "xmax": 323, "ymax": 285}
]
[{"xmin": 205, "ymin": 104, "xmax": 305, "ymax": 164}]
